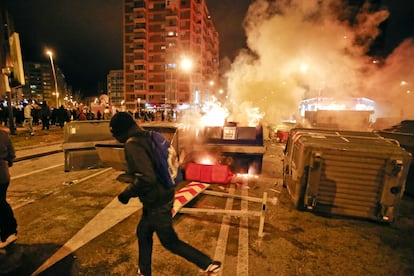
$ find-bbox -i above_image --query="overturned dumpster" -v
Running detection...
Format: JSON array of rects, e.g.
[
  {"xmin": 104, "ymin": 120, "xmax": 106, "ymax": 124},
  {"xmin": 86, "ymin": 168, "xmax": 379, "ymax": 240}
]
[
  {"xmin": 63, "ymin": 120, "xmax": 115, "ymax": 171},
  {"xmin": 63, "ymin": 120, "xmax": 183, "ymax": 172},
  {"xmin": 94, "ymin": 122, "xmax": 184, "ymax": 172},
  {"xmin": 283, "ymin": 128, "xmax": 412, "ymax": 223},
  {"xmin": 377, "ymin": 120, "xmax": 414, "ymax": 196}
]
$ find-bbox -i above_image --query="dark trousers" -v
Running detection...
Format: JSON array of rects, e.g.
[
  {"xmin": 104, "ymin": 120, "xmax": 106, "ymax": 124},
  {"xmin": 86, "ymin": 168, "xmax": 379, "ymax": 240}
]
[
  {"xmin": 137, "ymin": 201, "xmax": 211, "ymax": 276},
  {"xmin": 0, "ymin": 181, "xmax": 17, "ymax": 241},
  {"xmin": 41, "ymin": 116, "xmax": 50, "ymax": 130}
]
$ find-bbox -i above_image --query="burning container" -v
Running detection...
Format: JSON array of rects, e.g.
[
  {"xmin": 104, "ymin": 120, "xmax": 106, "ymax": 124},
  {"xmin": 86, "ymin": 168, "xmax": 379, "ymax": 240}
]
[
  {"xmin": 283, "ymin": 128, "xmax": 411, "ymax": 223},
  {"xmin": 190, "ymin": 124, "xmax": 266, "ymax": 174}
]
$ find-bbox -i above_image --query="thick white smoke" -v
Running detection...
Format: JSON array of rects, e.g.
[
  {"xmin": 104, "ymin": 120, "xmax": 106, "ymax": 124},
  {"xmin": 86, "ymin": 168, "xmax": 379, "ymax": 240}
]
[
  {"xmin": 225, "ymin": 0, "xmax": 412, "ymax": 127},
  {"xmin": 364, "ymin": 39, "xmax": 414, "ymax": 120}
]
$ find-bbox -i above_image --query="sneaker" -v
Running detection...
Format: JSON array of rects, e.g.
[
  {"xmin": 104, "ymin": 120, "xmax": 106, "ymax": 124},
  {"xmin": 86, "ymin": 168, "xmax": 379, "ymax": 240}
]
[
  {"xmin": 0, "ymin": 233, "xmax": 17, "ymax": 249},
  {"xmin": 137, "ymin": 269, "xmax": 144, "ymax": 276},
  {"xmin": 204, "ymin": 261, "xmax": 221, "ymax": 274}
]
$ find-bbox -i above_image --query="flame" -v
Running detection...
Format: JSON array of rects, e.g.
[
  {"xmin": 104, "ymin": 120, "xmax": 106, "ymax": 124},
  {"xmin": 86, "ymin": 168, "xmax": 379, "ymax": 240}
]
[
  {"xmin": 198, "ymin": 156, "xmax": 215, "ymax": 165},
  {"xmin": 235, "ymin": 173, "xmax": 259, "ymax": 180},
  {"xmin": 200, "ymin": 100, "xmax": 229, "ymax": 127}
]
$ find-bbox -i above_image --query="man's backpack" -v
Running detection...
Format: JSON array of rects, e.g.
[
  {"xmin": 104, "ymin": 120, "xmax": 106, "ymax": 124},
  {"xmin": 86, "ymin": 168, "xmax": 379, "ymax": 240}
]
[{"xmin": 146, "ymin": 130, "xmax": 183, "ymax": 188}]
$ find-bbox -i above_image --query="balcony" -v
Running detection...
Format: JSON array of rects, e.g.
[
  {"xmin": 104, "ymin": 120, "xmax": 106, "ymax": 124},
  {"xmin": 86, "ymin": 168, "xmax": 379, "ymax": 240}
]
[{"xmin": 133, "ymin": 2, "xmax": 145, "ymax": 10}]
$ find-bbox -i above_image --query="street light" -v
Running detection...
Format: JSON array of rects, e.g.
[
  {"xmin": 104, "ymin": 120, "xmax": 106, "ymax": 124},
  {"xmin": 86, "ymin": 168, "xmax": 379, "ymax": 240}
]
[
  {"xmin": 181, "ymin": 57, "xmax": 193, "ymax": 72},
  {"xmin": 137, "ymin": 98, "xmax": 141, "ymax": 119},
  {"xmin": 180, "ymin": 57, "xmax": 193, "ymax": 104},
  {"xmin": 209, "ymin": 80, "xmax": 214, "ymax": 101},
  {"xmin": 46, "ymin": 50, "xmax": 59, "ymax": 107}
]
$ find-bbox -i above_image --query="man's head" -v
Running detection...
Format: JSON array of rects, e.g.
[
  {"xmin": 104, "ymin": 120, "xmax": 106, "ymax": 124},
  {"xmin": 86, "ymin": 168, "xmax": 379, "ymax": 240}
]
[{"xmin": 109, "ymin": 112, "xmax": 137, "ymax": 143}]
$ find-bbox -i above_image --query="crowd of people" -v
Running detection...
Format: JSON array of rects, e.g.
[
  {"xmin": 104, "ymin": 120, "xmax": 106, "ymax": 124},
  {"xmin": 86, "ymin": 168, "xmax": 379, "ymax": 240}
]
[
  {"xmin": 0, "ymin": 102, "xmax": 70, "ymax": 130},
  {"xmin": 0, "ymin": 102, "xmax": 180, "ymax": 133}
]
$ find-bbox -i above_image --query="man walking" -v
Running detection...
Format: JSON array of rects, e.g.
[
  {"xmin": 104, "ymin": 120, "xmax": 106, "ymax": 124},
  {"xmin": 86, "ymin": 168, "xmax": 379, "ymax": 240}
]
[
  {"xmin": 23, "ymin": 102, "xmax": 34, "ymax": 136},
  {"xmin": 0, "ymin": 128, "xmax": 18, "ymax": 249},
  {"xmin": 109, "ymin": 112, "xmax": 221, "ymax": 276}
]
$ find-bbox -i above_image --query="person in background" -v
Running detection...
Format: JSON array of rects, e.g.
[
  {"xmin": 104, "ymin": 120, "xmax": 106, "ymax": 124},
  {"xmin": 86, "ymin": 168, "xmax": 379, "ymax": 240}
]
[
  {"xmin": 40, "ymin": 101, "xmax": 51, "ymax": 130},
  {"xmin": 23, "ymin": 102, "xmax": 34, "ymax": 136},
  {"xmin": 57, "ymin": 105, "xmax": 69, "ymax": 127},
  {"xmin": 0, "ymin": 128, "xmax": 18, "ymax": 249},
  {"xmin": 103, "ymin": 106, "xmax": 112, "ymax": 120},
  {"xmin": 109, "ymin": 112, "xmax": 221, "ymax": 276},
  {"xmin": 96, "ymin": 110, "xmax": 102, "ymax": 120}
]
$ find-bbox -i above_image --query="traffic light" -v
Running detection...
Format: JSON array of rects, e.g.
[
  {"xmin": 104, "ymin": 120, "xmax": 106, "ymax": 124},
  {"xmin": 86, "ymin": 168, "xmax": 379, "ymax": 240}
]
[{"xmin": 9, "ymin": 32, "xmax": 25, "ymax": 87}]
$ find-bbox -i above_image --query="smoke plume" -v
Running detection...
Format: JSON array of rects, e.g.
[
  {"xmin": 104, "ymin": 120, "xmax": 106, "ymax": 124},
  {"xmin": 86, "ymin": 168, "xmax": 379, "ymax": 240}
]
[{"xmin": 225, "ymin": 0, "xmax": 412, "ymax": 127}]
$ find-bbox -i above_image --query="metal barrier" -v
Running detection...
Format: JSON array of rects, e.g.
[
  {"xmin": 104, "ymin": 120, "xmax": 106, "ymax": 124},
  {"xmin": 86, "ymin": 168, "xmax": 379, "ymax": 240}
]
[
  {"xmin": 63, "ymin": 120, "xmax": 115, "ymax": 171},
  {"xmin": 173, "ymin": 182, "xmax": 267, "ymax": 237}
]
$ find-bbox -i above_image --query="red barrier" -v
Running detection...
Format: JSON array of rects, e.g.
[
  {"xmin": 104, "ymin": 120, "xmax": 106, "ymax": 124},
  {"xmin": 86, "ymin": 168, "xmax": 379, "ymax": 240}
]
[{"xmin": 185, "ymin": 163, "xmax": 233, "ymax": 184}]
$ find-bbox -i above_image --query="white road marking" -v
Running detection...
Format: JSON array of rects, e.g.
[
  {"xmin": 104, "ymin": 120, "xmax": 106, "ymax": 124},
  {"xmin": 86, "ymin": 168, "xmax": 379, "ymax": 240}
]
[
  {"xmin": 12, "ymin": 168, "xmax": 113, "ymax": 210},
  {"xmin": 31, "ymin": 197, "xmax": 142, "ymax": 276},
  {"xmin": 11, "ymin": 164, "xmax": 64, "ymax": 180},
  {"xmin": 214, "ymin": 185, "xmax": 234, "ymax": 276},
  {"xmin": 238, "ymin": 185, "xmax": 249, "ymax": 276}
]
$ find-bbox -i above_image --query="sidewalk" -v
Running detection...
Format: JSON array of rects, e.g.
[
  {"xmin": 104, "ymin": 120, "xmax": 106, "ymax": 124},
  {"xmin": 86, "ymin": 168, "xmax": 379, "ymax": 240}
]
[{"xmin": 1, "ymin": 124, "xmax": 65, "ymax": 161}]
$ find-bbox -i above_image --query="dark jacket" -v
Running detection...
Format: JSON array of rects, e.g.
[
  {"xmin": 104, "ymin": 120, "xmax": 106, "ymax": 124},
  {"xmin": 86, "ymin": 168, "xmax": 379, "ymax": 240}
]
[
  {"xmin": 0, "ymin": 129, "xmax": 15, "ymax": 184},
  {"xmin": 121, "ymin": 129, "xmax": 174, "ymax": 208},
  {"xmin": 41, "ymin": 103, "xmax": 51, "ymax": 118}
]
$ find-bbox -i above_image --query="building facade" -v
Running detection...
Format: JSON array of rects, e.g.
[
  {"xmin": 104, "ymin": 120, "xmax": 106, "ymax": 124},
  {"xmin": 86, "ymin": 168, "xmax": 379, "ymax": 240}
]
[
  {"xmin": 0, "ymin": 2, "xmax": 16, "ymax": 100},
  {"xmin": 107, "ymin": 69, "xmax": 124, "ymax": 109},
  {"xmin": 123, "ymin": 0, "xmax": 219, "ymax": 110},
  {"xmin": 22, "ymin": 61, "xmax": 67, "ymax": 108}
]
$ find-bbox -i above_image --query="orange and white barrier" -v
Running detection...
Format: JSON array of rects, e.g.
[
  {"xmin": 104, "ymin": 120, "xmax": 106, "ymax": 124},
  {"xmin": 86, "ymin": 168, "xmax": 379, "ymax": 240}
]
[
  {"xmin": 172, "ymin": 181, "xmax": 267, "ymax": 237},
  {"xmin": 172, "ymin": 182, "xmax": 210, "ymax": 217}
]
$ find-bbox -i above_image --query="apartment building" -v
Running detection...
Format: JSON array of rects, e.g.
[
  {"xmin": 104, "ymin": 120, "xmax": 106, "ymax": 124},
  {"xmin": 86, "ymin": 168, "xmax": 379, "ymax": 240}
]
[
  {"xmin": 107, "ymin": 69, "xmax": 124, "ymax": 109},
  {"xmin": 123, "ymin": 0, "xmax": 219, "ymax": 110},
  {"xmin": 22, "ymin": 62, "xmax": 67, "ymax": 108}
]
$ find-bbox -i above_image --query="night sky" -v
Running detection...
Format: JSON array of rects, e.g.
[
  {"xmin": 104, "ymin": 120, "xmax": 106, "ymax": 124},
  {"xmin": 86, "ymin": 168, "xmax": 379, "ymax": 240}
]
[{"xmin": 5, "ymin": 0, "xmax": 414, "ymax": 97}]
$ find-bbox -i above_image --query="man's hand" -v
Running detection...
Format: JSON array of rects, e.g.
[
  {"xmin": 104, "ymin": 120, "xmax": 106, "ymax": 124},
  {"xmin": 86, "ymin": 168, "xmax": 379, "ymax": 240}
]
[
  {"xmin": 116, "ymin": 173, "xmax": 135, "ymax": 183},
  {"xmin": 118, "ymin": 190, "xmax": 131, "ymax": 204}
]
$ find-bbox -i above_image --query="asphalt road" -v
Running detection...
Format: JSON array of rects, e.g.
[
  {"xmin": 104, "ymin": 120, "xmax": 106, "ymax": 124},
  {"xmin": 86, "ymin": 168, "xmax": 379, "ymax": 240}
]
[{"xmin": 1, "ymin": 140, "xmax": 414, "ymax": 276}]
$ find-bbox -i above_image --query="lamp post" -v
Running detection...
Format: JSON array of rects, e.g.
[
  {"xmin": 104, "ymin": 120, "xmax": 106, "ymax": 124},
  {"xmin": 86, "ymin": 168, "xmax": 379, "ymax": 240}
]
[
  {"xmin": 209, "ymin": 80, "xmax": 214, "ymax": 101},
  {"xmin": 169, "ymin": 67, "xmax": 173, "ymax": 104},
  {"xmin": 46, "ymin": 50, "xmax": 59, "ymax": 107},
  {"xmin": 137, "ymin": 98, "xmax": 141, "ymax": 119}
]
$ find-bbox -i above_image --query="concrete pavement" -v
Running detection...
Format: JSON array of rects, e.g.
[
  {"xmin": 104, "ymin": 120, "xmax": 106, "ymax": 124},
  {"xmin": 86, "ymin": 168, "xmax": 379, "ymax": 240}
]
[{"xmin": 14, "ymin": 143, "xmax": 63, "ymax": 162}]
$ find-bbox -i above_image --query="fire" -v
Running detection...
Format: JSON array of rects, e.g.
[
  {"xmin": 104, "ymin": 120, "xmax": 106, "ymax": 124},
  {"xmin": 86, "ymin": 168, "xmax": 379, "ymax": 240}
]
[
  {"xmin": 234, "ymin": 173, "xmax": 259, "ymax": 182},
  {"xmin": 199, "ymin": 99, "xmax": 265, "ymax": 127},
  {"xmin": 180, "ymin": 96, "xmax": 265, "ymax": 128},
  {"xmin": 226, "ymin": 101, "xmax": 265, "ymax": 127},
  {"xmin": 200, "ymin": 99, "xmax": 229, "ymax": 127},
  {"xmin": 198, "ymin": 156, "xmax": 215, "ymax": 165}
]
